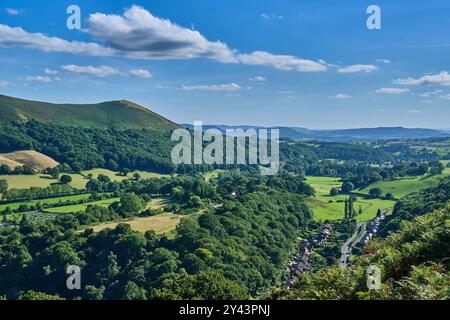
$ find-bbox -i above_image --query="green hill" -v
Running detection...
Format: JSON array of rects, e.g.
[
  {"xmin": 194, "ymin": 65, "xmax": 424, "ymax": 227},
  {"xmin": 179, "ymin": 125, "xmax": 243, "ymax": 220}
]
[{"xmin": 0, "ymin": 94, "xmax": 178, "ymax": 131}]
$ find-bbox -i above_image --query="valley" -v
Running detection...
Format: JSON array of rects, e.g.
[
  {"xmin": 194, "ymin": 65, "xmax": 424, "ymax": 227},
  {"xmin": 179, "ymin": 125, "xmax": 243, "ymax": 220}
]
[{"xmin": 0, "ymin": 94, "xmax": 448, "ymax": 301}]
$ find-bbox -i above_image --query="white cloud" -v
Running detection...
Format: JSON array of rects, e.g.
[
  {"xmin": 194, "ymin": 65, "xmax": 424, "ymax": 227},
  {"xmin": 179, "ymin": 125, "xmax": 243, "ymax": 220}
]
[
  {"xmin": 6, "ymin": 8, "xmax": 21, "ymax": 15},
  {"xmin": 408, "ymin": 110, "xmax": 422, "ymax": 113},
  {"xmin": 440, "ymin": 94, "xmax": 450, "ymax": 100},
  {"xmin": 86, "ymin": 5, "xmax": 237, "ymax": 63},
  {"xmin": 0, "ymin": 80, "xmax": 11, "ymax": 87},
  {"xmin": 0, "ymin": 24, "xmax": 114, "ymax": 56},
  {"xmin": 419, "ymin": 89, "xmax": 443, "ymax": 97},
  {"xmin": 375, "ymin": 88, "xmax": 410, "ymax": 94},
  {"xmin": 249, "ymin": 76, "xmax": 266, "ymax": 82},
  {"xmin": 182, "ymin": 83, "xmax": 241, "ymax": 91},
  {"xmin": 24, "ymin": 76, "xmax": 52, "ymax": 83},
  {"xmin": 238, "ymin": 51, "xmax": 327, "ymax": 72},
  {"xmin": 129, "ymin": 69, "xmax": 153, "ymax": 78},
  {"xmin": 331, "ymin": 93, "xmax": 352, "ymax": 99},
  {"xmin": 44, "ymin": 68, "xmax": 59, "ymax": 75},
  {"xmin": 61, "ymin": 65, "xmax": 119, "ymax": 77},
  {"xmin": 376, "ymin": 59, "xmax": 391, "ymax": 64},
  {"xmin": 393, "ymin": 71, "xmax": 450, "ymax": 86},
  {"xmin": 337, "ymin": 64, "xmax": 378, "ymax": 73},
  {"xmin": 225, "ymin": 93, "xmax": 240, "ymax": 97},
  {"xmin": 0, "ymin": 7, "xmax": 328, "ymax": 73},
  {"xmin": 260, "ymin": 13, "xmax": 283, "ymax": 20},
  {"xmin": 277, "ymin": 90, "xmax": 293, "ymax": 94},
  {"xmin": 0, "ymin": 7, "xmax": 329, "ymax": 75}
]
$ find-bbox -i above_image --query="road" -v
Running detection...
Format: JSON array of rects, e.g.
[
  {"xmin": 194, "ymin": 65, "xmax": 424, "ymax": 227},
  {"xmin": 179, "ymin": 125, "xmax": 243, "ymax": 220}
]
[
  {"xmin": 340, "ymin": 207, "xmax": 393, "ymax": 267},
  {"xmin": 340, "ymin": 222, "xmax": 365, "ymax": 267}
]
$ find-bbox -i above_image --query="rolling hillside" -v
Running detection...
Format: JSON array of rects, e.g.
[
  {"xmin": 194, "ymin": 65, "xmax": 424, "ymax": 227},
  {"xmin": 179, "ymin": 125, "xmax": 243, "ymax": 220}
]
[
  {"xmin": 0, "ymin": 150, "xmax": 59, "ymax": 171},
  {"xmin": 0, "ymin": 94, "xmax": 178, "ymax": 131}
]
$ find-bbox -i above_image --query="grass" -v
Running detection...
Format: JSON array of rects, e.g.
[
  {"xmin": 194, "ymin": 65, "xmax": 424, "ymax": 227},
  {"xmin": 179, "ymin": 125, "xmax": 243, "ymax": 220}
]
[
  {"xmin": 0, "ymin": 168, "xmax": 171, "ymax": 191},
  {"xmin": 82, "ymin": 213, "xmax": 185, "ymax": 234},
  {"xmin": 0, "ymin": 94, "xmax": 179, "ymax": 131},
  {"xmin": 0, "ymin": 193, "xmax": 93, "ymax": 211},
  {"xmin": 359, "ymin": 169, "xmax": 450, "ymax": 199},
  {"xmin": 306, "ymin": 176, "xmax": 395, "ymax": 222},
  {"xmin": 45, "ymin": 197, "xmax": 119, "ymax": 213},
  {"xmin": 0, "ymin": 174, "xmax": 57, "ymax": 189},
  {"xmin": 147, "ymin": 196, "xmax": 174, "ymax": 210}
]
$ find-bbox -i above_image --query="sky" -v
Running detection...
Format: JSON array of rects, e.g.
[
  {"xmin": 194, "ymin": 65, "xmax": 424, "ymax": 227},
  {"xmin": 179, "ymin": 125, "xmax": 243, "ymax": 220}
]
[{"xmin": 0, "ymin": 0, "xmax": 450, "ymax": 129}]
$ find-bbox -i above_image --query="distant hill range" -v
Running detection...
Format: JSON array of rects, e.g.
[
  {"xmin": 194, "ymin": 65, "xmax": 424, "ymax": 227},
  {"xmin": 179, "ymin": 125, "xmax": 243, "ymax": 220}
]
[
  {"xmin": 0, "ymin": 94, "xmax": 178, "ymax": 131},
  {"xmin": 182, "ymin": 124, "xmax": 450, "ymax": 142},
  {"xmin": 0, "ymin": 94, "xmax": 447, "ymax": 141}
]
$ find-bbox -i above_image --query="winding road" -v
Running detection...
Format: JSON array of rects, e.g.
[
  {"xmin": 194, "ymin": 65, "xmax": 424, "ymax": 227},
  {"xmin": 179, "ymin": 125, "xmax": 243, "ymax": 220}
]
[
  {"xmin": 340, "ymin": 222, "xmax": 366, "ymax": 267},
  {"xmin": 340, "ymin": 207, "xmax": 393, "ymax": 267}
]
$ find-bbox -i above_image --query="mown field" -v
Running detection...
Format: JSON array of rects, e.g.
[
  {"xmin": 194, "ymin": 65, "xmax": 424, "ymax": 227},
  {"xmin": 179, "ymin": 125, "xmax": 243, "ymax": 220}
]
[
  {"xmin": 84, "ymin": 213, "xmax": 184, "ymax": 234},
  {"xmin": 359, "ymin": 166, "xmax": 450, "ymax": 199},
  {"xmin": 0, "ymin": 168, "xmax": 170, "ymax": 190},
  {"xmin": 0, "ymin": 193, "xmax": 93, "ymax": 211},
  {"xmin": 44, "ymin": 197, "xmax": 120, "ymax": 213},
  {"xmin": 306, "ymin": 176, "xmax": 395, "ymax": 222}
]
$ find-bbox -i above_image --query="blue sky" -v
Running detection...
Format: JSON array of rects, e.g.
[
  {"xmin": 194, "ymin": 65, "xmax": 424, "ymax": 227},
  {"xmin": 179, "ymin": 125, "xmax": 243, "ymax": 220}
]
[{"xmin": 0, "ymin": 0, "xmax": 450, "ymax": 129}]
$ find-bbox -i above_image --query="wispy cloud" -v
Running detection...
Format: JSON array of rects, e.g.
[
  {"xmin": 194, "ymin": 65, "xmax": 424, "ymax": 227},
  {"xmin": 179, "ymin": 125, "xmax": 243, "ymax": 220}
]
[
  {"xmin": 61, "ymin": 65, "xmax": 120, "ymax": 77},
  {"xmin": 182, "ymin": 83, "xmax": 241, "ymax": 91},
  {"xmin": 375, "ymin": 59, "xmax": 391, "ymax": 64},
  {"xmin": 331, "ymin": 93, "xmax": 352, "ymax": 99},
  {"xmin": 440, "ymin": 94, "xmax": 450, "ymax": 100},
  {"xmin": 0, "ymin": 80, "xmax": 11, "ymax": 87},
  {"xmin": 418, "ymin": 89, "xmax": 443, "ymax": 97},
  {"xmin": 24, "ymin": 76, "xmax": 52, "ymax": 83},
  {"xmin": 337, "ymin": 64, "xmax": 378, "ymax": 73},
  {"xmin": 393, "ymin": 71, "xmax": 450, "ymax": 86},
  {"xmin": 375, "ymin": 88, "xmax": 410, "ymax": 94},
  {"xmin": 260, "ymin": 13, "xmax": 284, "ymax": 20},
  {"xmin": 44, "ymin": 68, "xmax": 59, "ymax": 75},
  {"xmin": 238, "ymin": 51, "xmax": 327, "ymax": 72},
  {"xmin": 6, "ymin": 8, "xmax": 21, "ymax": 16},
  {"xmin": 129, "ymin": 69, "xmax": 153, "ymax": 78},
  {"xmin": 249, "ymin": 76, "xmax": 266, "ymax": 82},
  {"xmin": 277, "ymin": 90, "xmax": 293, "ymax": 94}
]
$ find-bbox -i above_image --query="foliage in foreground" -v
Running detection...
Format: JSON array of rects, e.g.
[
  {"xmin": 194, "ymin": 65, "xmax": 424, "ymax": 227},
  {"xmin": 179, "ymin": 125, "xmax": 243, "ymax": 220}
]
[{"xmin": 275, "ymin": 203, "xmax": 450, "ymax": 300}]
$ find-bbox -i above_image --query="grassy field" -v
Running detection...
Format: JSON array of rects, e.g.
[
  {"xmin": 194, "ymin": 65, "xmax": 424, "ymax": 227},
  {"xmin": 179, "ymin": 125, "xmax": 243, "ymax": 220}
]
[
  {"xmin": 0, "ymin": 168, "xmax": 170, "ymax": 191},
  {"xmin": 306, "ymin": 176, "xmax": 395, "ymax": 222},
  {"xmin": 45, "ymin": 197, "xmax": 119, "ymax": 213},
  {"xmin": 0, "ymin": 193, "xmax": 93, "ymax": 211},
  {"xmin": 85, "ymin": 213, "xmax": 184, "ymax": 234},
  {"xmin": 147, "ymin": 196, "xmax": 174, "ymax": 210},
  {"xmin": 359, "ymin": 168, "xmax": 450, "ymax": 199}
]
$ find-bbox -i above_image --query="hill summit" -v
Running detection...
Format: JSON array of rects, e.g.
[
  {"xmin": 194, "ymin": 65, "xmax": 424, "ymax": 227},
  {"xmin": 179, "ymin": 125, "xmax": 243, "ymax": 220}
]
[{"xmin": 0, "ymin": 94, "xmax": 178, "ymax": 131}]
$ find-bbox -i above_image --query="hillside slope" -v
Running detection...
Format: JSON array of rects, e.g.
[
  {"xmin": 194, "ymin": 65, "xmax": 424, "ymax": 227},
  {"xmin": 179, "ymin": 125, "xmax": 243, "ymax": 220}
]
[
  {"xmin": 0, "ymin": 150, "xmax": 59, "ymax": 171},
  {"xmin": 0, "ymin": 94, "xmax": 178, "ymax": 131}
]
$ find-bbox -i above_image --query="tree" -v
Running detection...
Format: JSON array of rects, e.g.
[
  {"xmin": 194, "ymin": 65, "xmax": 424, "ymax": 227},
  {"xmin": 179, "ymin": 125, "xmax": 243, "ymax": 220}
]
[
  {"xmin": 0, "ymin": 165, "xmax": 11, "ymax": 175},
  {"xmin": 385, "ymin": 193, "xmax": 394, "ymax": 200},
  {"xmin": 329, "ymin": 187, "xmax": 339, "ymax": 196},
  {"xmin": 119, "ymin": 193, "xmax": 145, "ymax": 215},
  {"xmin": 341, "ymin": 182, "xmax": 354, "ymax": 194},
  {"xmin": 369, "ymin": 188, "xmax": 382, "ymax": 198},
  {"xmin": 0, "ymin": 180, "xmax": 8, "ymax": 194},
  {"xmin": 59, "ymin": 175, "xmax": 72, "ymax": 184},
  {"xmin": 429, "ymin": 162, "xmax": 444, "ymax": 175},
  {"xmin": 132, "ymin": 173, "xmax": 141, "ymax": 181}
]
